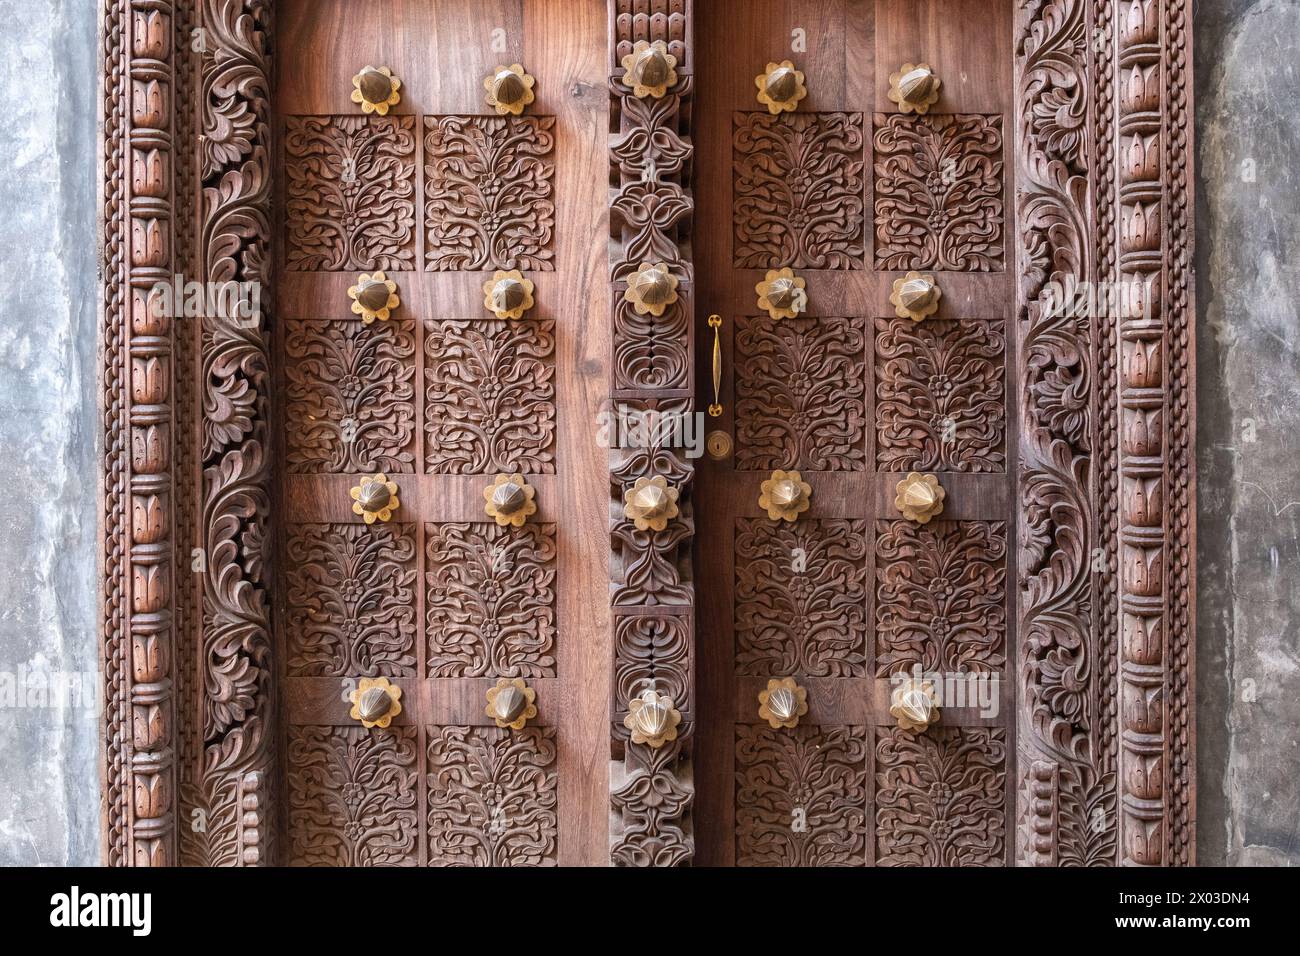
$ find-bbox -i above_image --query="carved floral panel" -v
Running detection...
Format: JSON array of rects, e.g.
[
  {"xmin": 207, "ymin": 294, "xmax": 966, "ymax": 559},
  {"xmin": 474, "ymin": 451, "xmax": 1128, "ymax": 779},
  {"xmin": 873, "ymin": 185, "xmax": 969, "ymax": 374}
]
[
  {"xmin": 875, "ymin": 519, "xmax": 1007, "ymax": 676},
  {"xmin": 427, "ymin": 726, "xmax": 558, "ymax": 866},
  {"xmin": 424, "ymin": 115, "xmax": 556, "ymax": 271},
  {"xmin": 734, "ymin": 315, "xmax": 867, "ymax": 472},
  {"xmin": 735, "ymin": 725, "xmax": 868, "ymax": 866},
  {"xmin": 286, "ymin": 523, "xmax": 419, "ymax": 677},
  {"xmin": 425, "ymin": 522, "xmax": 557, "ymax": 678},
  {"xmin": 425, "ymin": 319, "xmax": 556, "ymax": 474},
  {"xmin": 284, "ymin": 318, "xmax": 417, "ymax": 474},
  {"xmin": 874, "ymin": 318, "xmax": 1006, "ymax": 473},
  {"xmin": 735, "ymin": 519, "xmax": 868, "ymax": 676},
  {"xmin": 875, "ymin": 727, "xmax": 1006, "ymax": 866},
  {"xmin": 287, "ymin": 725, "xmax": 420, "ymax": 867},
  {"xmin": 613, "ymin": 614, "xmax": 692, "ymax": 725},
  {"xmin": 284, "ymin": 115, "xmax": 417, "ymax": 271},
  {"xmin": 732, "ymin": 111, "xmax": 865, "ymax": 269},
  {"xmin": 873, "ymin": 113, "xmax": 1004, "ymax": 271},
  {"xmin": 613, "ymin": 295, "xmax": 690, "ymax": 391}
]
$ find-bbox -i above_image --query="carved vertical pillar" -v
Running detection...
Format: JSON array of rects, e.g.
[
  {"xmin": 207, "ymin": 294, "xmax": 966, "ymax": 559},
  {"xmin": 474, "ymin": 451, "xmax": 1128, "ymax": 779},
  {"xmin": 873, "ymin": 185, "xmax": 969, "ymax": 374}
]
[
  {"xmin": 195, "ymin": 0, "xmax": 276, "ymax": 866},
  {"xmin": 125, "ymin": 0, "xmax": 178, "ymax": 868},
  {"xmin": 1116, "ymin": 0, "xmax": 1167, "ymax": 867},
  {"xmin": 608, "ymin": 0, "xmax": 696, "ymax": 866}
]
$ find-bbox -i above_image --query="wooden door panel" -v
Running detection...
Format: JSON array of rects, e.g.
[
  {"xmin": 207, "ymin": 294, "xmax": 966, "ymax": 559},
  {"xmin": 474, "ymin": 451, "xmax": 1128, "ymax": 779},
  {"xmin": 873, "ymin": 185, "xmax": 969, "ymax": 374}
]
[
  {"xmin": 273, "ymin": 0, "xmax": 608, "ymax": 866},
  {"xmin": 695, "ymin": 0, "xmax": 1015, "ymax": 866}
]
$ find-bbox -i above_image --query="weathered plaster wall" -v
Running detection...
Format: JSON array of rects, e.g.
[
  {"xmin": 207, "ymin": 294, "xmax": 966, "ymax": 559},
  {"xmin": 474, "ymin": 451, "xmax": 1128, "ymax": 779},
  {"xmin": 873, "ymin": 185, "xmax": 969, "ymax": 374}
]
[
  {"xmin": 0, "ymin": 0, "xmax": 1293, "ymax": 867},
  {"xmin": 1195, "ymin": 0, "xmax": 1300, "ymax": 866},
  {"xmin": 0, "ymin": 0, "xmax": 102, "ymax": 865}
]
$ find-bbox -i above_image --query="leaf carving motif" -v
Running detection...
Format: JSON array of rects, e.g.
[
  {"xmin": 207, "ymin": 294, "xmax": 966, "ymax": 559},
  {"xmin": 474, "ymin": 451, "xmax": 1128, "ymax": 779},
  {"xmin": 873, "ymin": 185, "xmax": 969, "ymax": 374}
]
[
  {"xmin": 733, "ymin": 111, "xmax": 865, "ymax": 269},
  {"xmin": 735, "ymin": 519, "xmax": 868, "ymax": 676},
  {"xmin": 735, "ymin": 315, "xmax": 867, "ymax": 472},
  {"xmin": 284, "ymin": 319, "xmax": 416, "ymax": 473},
  {"xmin": 874, "ymin": 112, "xmax": 1004, "ymax": 271},
  {"xmin": 426, "ymin": 522, "xmax": 557, "ymax": 678},
  {"xmin": 424, "ymin": 115, "xmax": 556, "ymax": 271},
  {"xmin": 284, "ymin": 115, "xmax": 417, "ymax": 271}
]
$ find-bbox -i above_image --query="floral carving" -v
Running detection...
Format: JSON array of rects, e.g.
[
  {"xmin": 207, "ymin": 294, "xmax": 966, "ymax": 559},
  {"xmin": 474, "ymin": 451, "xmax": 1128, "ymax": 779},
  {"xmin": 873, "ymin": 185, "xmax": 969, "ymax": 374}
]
[
  {"xmin": 735, "ymin": 519, "xmax": 867, "ymax": 676},
  {"xmin": 735, "ymin": 316, "xmax": 867, "ymax": 472},
  {"xmin": 613, "ymin": 295, "xmax": 690, "ymax": 391},
  {"xmin": 874, "ymin": 318, "xmax": 1006, "ymax": 473},
  {"xmin": 427, "ymin": 726, "xmax": 558, "ymax": 866},
  {"xmin": 426, "ymin": 522, "xmax": 557, "ymax": 677},
  {"xmin": 287, "ymin": 725, "xmax": 419, "ymax": 867},
  {"xmin": 284, "ymin": 115, "xmax": 417, "ymax": 271},
  {"xmin": 424, "ymin": 319, "xmax": 556, "ymax": 474},
  {"xmin": 285, "ymin": 523, "xmax": 418, "ymax": 677},
  {"xmin": 873, "ymin": 113, "xmax": 1004, "ymax": 271},
  {"xmin": 613, "ymin": 615, "xmax": 692, "ymax": 727},
  {"xmin": 424, "ymin": 115, "xmax": 556, "ymax": 271},
  {"xmin": 735, "ymin": 726, "xmax": 867, "ymax": 866},
  {"xmin": 284, "ymin": 319, "xmax": 416, "ymax": 474},
  {"xmin": 732, "ymin": 111, "xmax": 865, "ymax": 269},
  {"xmin": 875, "ymin": 520, "xmax": 1007, "ymax": 676},
  {"xmin": 876, "ymin": 727, "xmax": 1006, "ymax": 866}
]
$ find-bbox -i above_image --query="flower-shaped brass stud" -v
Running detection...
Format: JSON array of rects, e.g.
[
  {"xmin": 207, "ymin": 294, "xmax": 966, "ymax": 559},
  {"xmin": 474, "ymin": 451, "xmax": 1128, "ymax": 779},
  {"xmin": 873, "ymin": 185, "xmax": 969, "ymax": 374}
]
[
  {"xmin": 623, "ymin": 261, "xmax": 679, "ymax": 317},
  {"xmin": 890, "ymin": 676, "xmax": 940, "ymax": 733},
  {"xmin": 759, "ymin": 469, "xmax": 811, "ymax": 522},
  {"xmin": 621, "ymin": 39, "xmax": 677, "ymax": 98},
  {"xmin": 758, "ymin": 677, "xmax": 809, "ymax": 730},
  {"xmin": 484, "ymin": 63, "xmax": 535, "ymax": 115},
  {"xmin": 483, "ymin": 473, "xmax": 537, "ymax": 527},
  {"xmin": 755, "ymin": 59, "xmax": 807, "ymax": 114},
  {"xmin": 623, "ymin": 475, "xmax": 680, "ymax": 532},
  {"xmin": 894, "ymin": 472, "xmax": 945, "ymax": 524},
  {"xmin": 485, "ymin": 677, "xmax": 537, "ymax": 730},
  {"xmin": 351, "ymin": 66, "xmax": 401, "ymax": 115},
  {"xmin": 889, "ymin": 272, "xmax": 941, "ymax": 322},
  {"xmin": 351, "ymin": 473, "xmax": 400, "ymax": 524},
  {"xmin": 482, "ymin": 269, "xmax": 534, "ymax": 320},
  {"xmin": 348, "ymin": 271, "xmax": 400, "ymax": 324},
  {"xmin": 888, "ymin": 63, "xmax": 941, "ymax": 114},
  {"xmin": 624, "ymin": 688, "xmax": 682, "ymax": 749},
  {"xmin": 755, "ymin": 268, "xmax": 807, "ymax": 320},
  {"xmin": 350, "ymin": 676, "xmax": 402, "ymax": 729}
]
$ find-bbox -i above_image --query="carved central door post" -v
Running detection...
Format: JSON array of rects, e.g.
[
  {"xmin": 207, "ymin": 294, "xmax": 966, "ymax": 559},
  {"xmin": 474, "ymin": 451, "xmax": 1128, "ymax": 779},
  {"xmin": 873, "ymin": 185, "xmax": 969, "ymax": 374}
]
[{"xmin": 608, "ymin": 0, "xmax": 698, "ymax": 865}]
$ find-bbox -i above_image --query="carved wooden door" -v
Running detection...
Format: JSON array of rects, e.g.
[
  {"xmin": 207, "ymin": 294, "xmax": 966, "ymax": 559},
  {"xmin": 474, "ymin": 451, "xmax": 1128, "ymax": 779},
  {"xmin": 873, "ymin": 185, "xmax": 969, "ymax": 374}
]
[
  {"xmin": 271, "ymin": 0, "xmax": 609, "ymax": 866},
  {"xmin": 693, "ymin": 0, "xmax": 1018, "ymax": 865}
]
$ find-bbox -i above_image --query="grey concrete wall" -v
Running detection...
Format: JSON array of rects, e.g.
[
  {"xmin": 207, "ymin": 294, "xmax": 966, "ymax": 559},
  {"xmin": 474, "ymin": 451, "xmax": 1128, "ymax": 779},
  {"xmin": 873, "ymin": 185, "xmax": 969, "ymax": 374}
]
[
  {"xmin": 0, "ymin": 0, "xmax": 102, "ymax": 865},
  {"xmin": 0, "ymin": 0, "xmax": 1295, "ymax": 867},
  {"xmin": 1195, "ymin": 0, "xmax": 1300, "ymax": 866}
]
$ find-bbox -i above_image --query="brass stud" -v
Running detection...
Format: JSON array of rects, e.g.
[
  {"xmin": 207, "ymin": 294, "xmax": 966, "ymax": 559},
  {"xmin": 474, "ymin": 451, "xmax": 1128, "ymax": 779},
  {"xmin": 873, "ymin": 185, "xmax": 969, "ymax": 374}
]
[
  {"xmin": 348, "ymin": 271, "xmax": 400, "ymax": 324},
  {"xmin": 623, "ymin": 476, "xmax": 680, "ymax": 532},
  {"xmin": 889, "ymin": 272, "xmax": 941, "ymax": 322},
  {"xmin": 485, "ymin": 677, "xmax": 537, "ymax": 730},
  {"xmin": 349, "ymin": 676, "xmax": 402, "ymax": 729},
  {"xmin": 482, "ymin": 269, "xmax": 534, "ymax": 320},
  {"xmin": 894, "ymin": 472, "xmax": 945, "ymax": 524},
  {"xmin": 623, "ymin": 262, "xmax": 679, "ymax": 317},
  {"xmin": 350, "ymin": 473, "xmax": 400, "ymax": 524},
  {"xmin": 888, "ymin": 62, "xmax": 941, "ymax": 115},
  {"xmin": 483, "ymin": 473, "xmax": 537, "ymax": 527},
  {"xmin": 621, "ymin": 40, "xmax": 677, "ymax": 99},
  {"xmin": 755, "ymin": 59, "xmax": 808, "ymax": 114},
  {"xmin": 890, "ymin": 676, "xmax": 940, "ymax": 733},
  {"xmin": 759, "ymin": 469, "xmax": 811, "ymax": 523},
  {"xmin": 624, "ymin": 688, "xmax": 682, "ymax": 749},
  {"xmin": 755, "ymin": 268, "xmax": 807, "ymax": 320},
  {"xmin": 758, "ymin": 677, "xmax": 809, "ymax": 730},
  {"xmin": 484, "ymin": 63, "xmax": 535, "ymax": 115},
  {"xmin": 350, "ymin": 66, "xmax": 401, "ymax": 115}
]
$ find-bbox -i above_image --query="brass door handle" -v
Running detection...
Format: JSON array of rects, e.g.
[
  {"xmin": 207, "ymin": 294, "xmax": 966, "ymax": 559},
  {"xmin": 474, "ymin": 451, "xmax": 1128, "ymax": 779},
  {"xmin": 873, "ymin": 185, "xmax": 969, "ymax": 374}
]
[
  {"xmin": 758, "ymin": 678, "xmax": 808, "ymax": 729},
  {"xmin": 708, "ymin": 314, "xmax": 722, "ymax": 417}
]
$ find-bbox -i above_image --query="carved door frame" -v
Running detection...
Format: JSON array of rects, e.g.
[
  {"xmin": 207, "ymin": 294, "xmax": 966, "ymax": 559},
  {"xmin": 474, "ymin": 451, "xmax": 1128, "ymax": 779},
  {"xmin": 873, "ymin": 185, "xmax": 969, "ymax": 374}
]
[{"xmin": 98, "ymin": 0, "xmax": 1196, "ymax": 865}]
